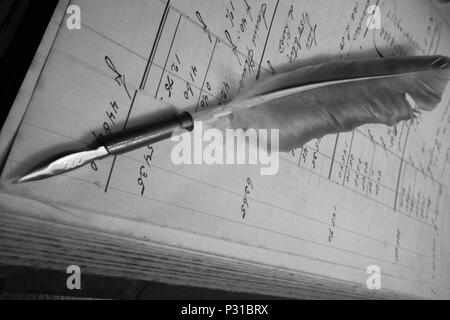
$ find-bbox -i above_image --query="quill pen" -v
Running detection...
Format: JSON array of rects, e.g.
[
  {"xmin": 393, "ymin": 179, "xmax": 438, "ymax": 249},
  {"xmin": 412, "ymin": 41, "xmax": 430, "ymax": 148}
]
[{"xmin": 15, "ymin": 55, "xmax": 450, "ymax": 183}]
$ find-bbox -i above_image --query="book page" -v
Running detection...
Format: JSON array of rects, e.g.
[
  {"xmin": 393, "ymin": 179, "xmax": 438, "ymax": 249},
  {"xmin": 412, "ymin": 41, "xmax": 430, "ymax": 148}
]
[{"xmin": 1, "ymin": 0, "xmax": 449, "ymax": 298}]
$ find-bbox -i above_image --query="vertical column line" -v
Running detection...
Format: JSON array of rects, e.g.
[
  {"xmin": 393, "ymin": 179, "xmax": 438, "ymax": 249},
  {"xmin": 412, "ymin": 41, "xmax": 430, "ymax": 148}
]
[
  {"xmin": 154, "ymin": 14, "xmax": 182, "ymax": 98},
  {"xmin": 255, "ymin": 0, "xmax": 280, "ymax": 81},
  {"xmin": 328, "ymin": 134, "xmax": 340, "ymax": 179},
  {"xmin": 342, "ymin": 131, "xmax": 355, "ymax": 187},
  {"xmin": 140, "ymin": 0, "xmax": 171, "ymax": 90},
  {"xmin": 104, "ymin": 90, "xmax": 138, "ymax": 192},
  {"xmin": 195, "ymin": 38, "xmax": 218, "ymax": 113},
  {"xmin": 394, "ymin": 122, "xmax": 411, "ymax": 211}
]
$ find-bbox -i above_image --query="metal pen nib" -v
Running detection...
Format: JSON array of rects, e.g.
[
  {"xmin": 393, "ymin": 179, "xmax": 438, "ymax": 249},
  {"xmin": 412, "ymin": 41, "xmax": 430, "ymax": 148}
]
[
  {"xmin": 14, "ymin": 146, "xmax": 109, "ymax": 184},
  {"xmin": 13, "ymin": 111, "xmax": 196, "ymax": 184}
]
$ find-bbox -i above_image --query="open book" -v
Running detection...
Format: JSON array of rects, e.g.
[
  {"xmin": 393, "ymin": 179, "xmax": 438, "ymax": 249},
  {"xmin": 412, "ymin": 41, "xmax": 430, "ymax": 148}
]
[{"xmin": 0, "ymin": 0, "xmax": 449, "ymax": 299}]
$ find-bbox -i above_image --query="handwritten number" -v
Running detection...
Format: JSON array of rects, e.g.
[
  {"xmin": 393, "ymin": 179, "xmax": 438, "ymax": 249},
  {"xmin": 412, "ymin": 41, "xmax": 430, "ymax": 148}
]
[
  {"xmin": 241, "ymin": 178, "xmax": 254, "ymax": 219},
  {"xmin": 165, "ymin": 75, "xmax": 174, "ymax": 97},
  {"xmin": 196, "ymin": 11, "xmax": 212, "ymax": 43},
  {"xmin": 104, "ymin": 56, "xmax": 132, "ymax": 99},
  {"xmin": 138, "ymin": 146, "xmax": 154, "ymax": 196}
]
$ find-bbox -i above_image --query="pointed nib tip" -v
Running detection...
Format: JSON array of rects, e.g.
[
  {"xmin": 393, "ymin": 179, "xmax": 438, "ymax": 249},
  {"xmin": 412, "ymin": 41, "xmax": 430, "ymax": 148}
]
[
  {"xmin": 12, "ymin": 176, "xmax": 29, "ymax": 185},
  {"xmin": 12, "ymin": 169, "xmax": 52, "ymax": 184},
  {"xmin": 10, "ymin": 146, "xmax": 110, "ymax": 184}
]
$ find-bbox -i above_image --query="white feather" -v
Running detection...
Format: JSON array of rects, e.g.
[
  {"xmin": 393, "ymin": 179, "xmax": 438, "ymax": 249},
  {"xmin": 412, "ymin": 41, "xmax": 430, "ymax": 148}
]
[{"xmin": 223, "ymin": 55, "xmax": 450, "ymax": 151}]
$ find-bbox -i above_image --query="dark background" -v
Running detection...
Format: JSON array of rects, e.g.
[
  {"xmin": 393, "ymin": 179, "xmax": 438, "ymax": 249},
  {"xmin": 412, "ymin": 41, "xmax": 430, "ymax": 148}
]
[{"xmin": 0, "ymin": 0, "xmax": 59, "ymax": 127}]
